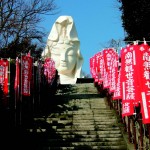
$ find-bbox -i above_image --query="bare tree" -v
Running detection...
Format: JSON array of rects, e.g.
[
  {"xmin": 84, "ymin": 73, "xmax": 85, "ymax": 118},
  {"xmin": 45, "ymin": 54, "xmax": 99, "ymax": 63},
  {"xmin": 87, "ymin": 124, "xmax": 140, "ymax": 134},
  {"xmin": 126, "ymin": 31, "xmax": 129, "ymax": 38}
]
[{"xmin": 0, "ymin": 0, "xmax": 58, "ymax": 49}]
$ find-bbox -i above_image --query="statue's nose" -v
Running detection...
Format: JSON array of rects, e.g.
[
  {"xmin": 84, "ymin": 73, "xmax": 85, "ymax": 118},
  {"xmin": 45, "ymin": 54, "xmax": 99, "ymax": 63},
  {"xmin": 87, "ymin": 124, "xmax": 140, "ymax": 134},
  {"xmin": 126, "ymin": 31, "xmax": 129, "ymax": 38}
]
[{"xmin": 60, "ymin": 52, "xmax": 66, "ymax": 61}]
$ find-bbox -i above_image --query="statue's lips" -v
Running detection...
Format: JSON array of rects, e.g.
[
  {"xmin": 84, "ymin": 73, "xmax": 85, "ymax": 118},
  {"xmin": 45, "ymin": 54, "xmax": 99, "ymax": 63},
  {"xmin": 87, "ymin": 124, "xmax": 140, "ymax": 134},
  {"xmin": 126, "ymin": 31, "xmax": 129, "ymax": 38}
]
[{"xmin": 60, "ymin": 63, "xmax": 67, "ymax": 67}]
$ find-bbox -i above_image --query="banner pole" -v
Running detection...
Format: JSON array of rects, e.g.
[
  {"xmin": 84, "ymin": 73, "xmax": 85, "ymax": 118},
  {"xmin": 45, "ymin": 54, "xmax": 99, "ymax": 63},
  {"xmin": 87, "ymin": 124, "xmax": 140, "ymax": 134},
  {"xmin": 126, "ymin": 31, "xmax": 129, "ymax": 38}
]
[
  {"xmin": 7, "ymin": 58, "xmax": 10, "ymax": 109},
  {"xmin": 20, "ymin": 53, "xmax": 23, "ymax": 126},
  {"xmin": 32, "ymin": 56, "xmax": 34, "ymax": 119}
]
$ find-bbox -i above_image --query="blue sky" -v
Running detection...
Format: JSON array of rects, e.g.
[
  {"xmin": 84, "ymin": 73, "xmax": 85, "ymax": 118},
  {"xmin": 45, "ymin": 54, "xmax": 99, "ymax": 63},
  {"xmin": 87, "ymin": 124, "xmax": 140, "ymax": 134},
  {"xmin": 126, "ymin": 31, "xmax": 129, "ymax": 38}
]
[{"xmin": 41, "ymin": 0, "xmax": 125, "ymax": 76}]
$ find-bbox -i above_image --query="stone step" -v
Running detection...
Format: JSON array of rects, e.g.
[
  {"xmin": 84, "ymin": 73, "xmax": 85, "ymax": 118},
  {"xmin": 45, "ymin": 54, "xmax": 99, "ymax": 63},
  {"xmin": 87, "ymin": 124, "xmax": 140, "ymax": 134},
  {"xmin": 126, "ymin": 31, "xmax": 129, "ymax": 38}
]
[
  {"xmin": 29, "ymin": 124, "xmax": 122, "ymax": 131},
  {"xmin": 55, "ymin": 127, "xmax": 122, "ymax": 133},
  {"xmin": 46, "ymin": 116, "xmax": 117, "ymax": 121},
  {"xmin": 92, "ymin": 109, "xmax": 115, "ymax": 113},
  {"xmin": 46, "ymin": 119, "xmax": 73, "ymax": 124},
  {"xmin": 73, "ymin": 115, "xmax": 116, "ymax": 120},
  {"xmin": 27, "ymin": 125, "xmax": 121, "ymax": 133},
  {"xmin": 39, "ymin": 140, "xmax": 126, "ymax": 146},
  {"xmin": 62, "ymin": 109, "xmax": 115, "ymax": 113},
  {"xmin": 45, "ymin": 138, "xmax": 125, "ymax": 143},
  {"xmin": 42, "ymin": 146, "xmax": 127, "ymax": 150},
  {"xmin": 54, "ymin": 132, "xmax": 123, "ymax": 137},
  {"xmin": 44, "ymin": 115, "xmax": 117, "ymax": 122},
  {"xmin": 26, "ymin": 129, "xmax": 124, "ymax": 141},
  {"xmin": 38, "ymin": 142, "xmax": 127, "ymax": 150},
  {"xmin": 42, "ymin": 147, "xmax": 74, "ymax": 150},
  {"xmin": 53, "ymin": 124, "xmax": 120, "ymax": 128},
  {"xmin": 61, "ymin": 134, "xmax": 124, "ymax": 140},
  {"xmin": 29, "ymin": 130, "xmax": 123, "ymax": 138},
  {"xmin": 56, "ymin": 125, "xmax": 120, "ymax": 130},
  {"xmin": 44, "ymin": 137, "xmax": 125, "ymax": 142},
  {"xmin": 74, "ymin": 116, "xmax": 117, "ymax": 120},
  {"xmin": 45, "ymin": 120, "xmax": 117, "ymax": 125},
  {"xmin": 46, "ymin": 119, "xmax": 117, "ymax": 128},
  {"xmin": 73, "ymin": 120, "xmax": 117, "ymax": 124},
  {"xmin": 73, "ymin": 113, "xmax": 115, "ymax": 116},
  {"xmin": 71, "ymin": 141, "xmax": 126, "ymax": 147}
]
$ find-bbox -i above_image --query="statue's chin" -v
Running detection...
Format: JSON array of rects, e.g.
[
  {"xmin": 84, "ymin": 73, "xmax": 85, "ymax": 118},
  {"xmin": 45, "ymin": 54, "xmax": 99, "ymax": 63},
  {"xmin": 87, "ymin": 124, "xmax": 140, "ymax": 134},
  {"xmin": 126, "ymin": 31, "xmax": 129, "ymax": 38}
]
[
  {"xmin": 58, "ymin": 70, "xmax": 74, "ymax": 76},
  {"xmin": 58, "ymin": 68, "xmax": 67, "ymax": 73},
  {"xmin": 57, "ymin": 67, "xmax": 75, "ymax": 78},
  {"xmin": 57, "ymin": 66, "xmax": 74, "ymax": 74}
]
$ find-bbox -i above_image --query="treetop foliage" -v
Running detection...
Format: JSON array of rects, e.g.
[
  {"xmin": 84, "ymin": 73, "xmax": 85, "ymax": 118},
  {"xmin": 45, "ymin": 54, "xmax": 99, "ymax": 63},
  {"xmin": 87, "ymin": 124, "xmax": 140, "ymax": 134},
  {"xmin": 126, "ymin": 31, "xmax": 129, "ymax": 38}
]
[
  {"xmin": 0, "ymin": 0, "xmax": 58, "ymax": 58},
  {"xmin": 118, "ymin": 0, "xmax": 150, "ymax": 43}
]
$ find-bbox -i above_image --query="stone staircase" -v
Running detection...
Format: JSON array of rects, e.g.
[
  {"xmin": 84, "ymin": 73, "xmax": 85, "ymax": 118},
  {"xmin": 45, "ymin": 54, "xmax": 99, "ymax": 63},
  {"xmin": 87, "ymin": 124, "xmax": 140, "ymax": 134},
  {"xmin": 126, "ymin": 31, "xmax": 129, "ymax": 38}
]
[{"xmin": 23, "ymin": 83, "xmax": 128, "ymax": 150}]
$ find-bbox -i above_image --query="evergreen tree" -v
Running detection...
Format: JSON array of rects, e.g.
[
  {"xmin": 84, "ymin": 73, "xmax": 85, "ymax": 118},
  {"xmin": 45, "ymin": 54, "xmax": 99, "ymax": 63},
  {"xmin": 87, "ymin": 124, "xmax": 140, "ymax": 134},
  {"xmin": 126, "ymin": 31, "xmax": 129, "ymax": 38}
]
[{"xmin": 118, "ymin": 0, "xmax": 150, "ymax": 42}]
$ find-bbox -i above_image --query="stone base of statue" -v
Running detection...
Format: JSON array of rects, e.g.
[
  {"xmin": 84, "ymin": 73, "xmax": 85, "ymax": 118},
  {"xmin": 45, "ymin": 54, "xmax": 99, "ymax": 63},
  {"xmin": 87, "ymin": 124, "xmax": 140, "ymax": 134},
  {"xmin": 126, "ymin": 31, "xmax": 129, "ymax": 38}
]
[{"xmin": 59, "ymin": 74, "xmax": 77, "ymax": 84}]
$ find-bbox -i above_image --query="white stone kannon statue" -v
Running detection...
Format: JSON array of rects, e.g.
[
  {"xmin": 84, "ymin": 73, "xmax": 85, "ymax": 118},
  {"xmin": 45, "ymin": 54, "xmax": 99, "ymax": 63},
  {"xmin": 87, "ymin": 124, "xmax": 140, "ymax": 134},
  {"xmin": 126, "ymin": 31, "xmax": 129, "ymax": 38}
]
[{"xmin": 41, "ymin": 15, "xmax": 84, "ymax": 84}]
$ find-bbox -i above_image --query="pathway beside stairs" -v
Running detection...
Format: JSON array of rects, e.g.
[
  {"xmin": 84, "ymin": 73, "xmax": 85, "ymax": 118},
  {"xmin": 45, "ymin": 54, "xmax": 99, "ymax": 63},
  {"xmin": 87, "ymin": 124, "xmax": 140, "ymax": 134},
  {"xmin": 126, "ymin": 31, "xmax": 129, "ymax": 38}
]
[{"xmin": 26, "ymin": 83, "xmax": 128, "ymax": 150}]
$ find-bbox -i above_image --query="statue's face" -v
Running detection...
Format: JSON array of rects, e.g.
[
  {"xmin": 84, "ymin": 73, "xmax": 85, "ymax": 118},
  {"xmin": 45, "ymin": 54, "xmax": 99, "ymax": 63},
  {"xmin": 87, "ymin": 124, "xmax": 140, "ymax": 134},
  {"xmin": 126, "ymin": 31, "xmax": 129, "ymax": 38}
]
[{"xmin": 51, "ymin": 43, "xmax": 78, "ymax": 75}]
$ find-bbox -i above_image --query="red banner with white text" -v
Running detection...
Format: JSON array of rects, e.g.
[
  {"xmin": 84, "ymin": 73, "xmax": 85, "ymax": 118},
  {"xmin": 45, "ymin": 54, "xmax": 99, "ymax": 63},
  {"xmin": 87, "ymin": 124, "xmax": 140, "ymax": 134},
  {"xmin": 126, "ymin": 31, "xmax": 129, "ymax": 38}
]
[
  {"xmin": 0, "ymin": 59, "xmax": 9, "ymax": 95},
  {"xmin": 21, "ymin": 55, "xmax": 33, "ymax": 96}
]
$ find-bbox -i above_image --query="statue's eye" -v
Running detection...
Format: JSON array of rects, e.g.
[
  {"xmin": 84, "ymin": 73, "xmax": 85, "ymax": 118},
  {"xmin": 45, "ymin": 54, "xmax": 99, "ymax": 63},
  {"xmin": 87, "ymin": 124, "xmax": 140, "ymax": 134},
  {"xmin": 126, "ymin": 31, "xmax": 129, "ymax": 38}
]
[
  {"xmin": 67, "ymin": 50, "xmax": 76, "ymax": 56},
  {"xmin": 51, "ymin": 52, "xmax": 60, "ymax": 56}
]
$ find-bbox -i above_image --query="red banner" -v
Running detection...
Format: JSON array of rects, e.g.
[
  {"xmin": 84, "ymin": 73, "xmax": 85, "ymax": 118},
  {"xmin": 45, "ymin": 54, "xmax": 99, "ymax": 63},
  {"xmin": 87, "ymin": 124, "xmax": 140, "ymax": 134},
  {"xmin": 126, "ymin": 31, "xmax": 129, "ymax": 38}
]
[
  {"xmin": 91, "ymin": 54, "xmax": 97, "ymax": 80},
  {"xmin": 14, "ymin": 58, "xmax": 20, "ymax": 90},
  {"xmin": 113, "ymin": 68, "xmax": 122, "ymax": 100},
  {"xmin": 14, "ymin": 57, "xmax": 20, "ymax": 101},
  {"xmin": 103, "ymin": 49, "xmax": 111, "ymax": 89},
  {"xmin": 120, "ymin": 46, "xmax": 135, "ymax": 117},
  {"xmin": 43, "ymin": 58, "xmax": 56, "ymax": 84},
  {"xmin": 98, "ymin": 52, "xmax": 104, "ymax": 84},
  {"xmin": 94, "ymin": 52, "xmax": 101, "ymax": 83},
  {"xmin": 109, "ymin": 51, "xmax": 119, "ymax": 93},
  {"xmin": 89, "ymin": 43, "xmax": 150, "ymax": 122},
  {"xmin": 21, "ymin": 55, "xmax": 33, "ymax": 96},
  {"xmin": 103, "ymin": 48, "xmax": 118, "ymax": 91},
  {"xmin": 136, "ymin": 43, "xmax": 150, "ymax": 124},
  {"xmin": 0, "ymin": 59, "xmax": 9, "ymax": 95}
]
